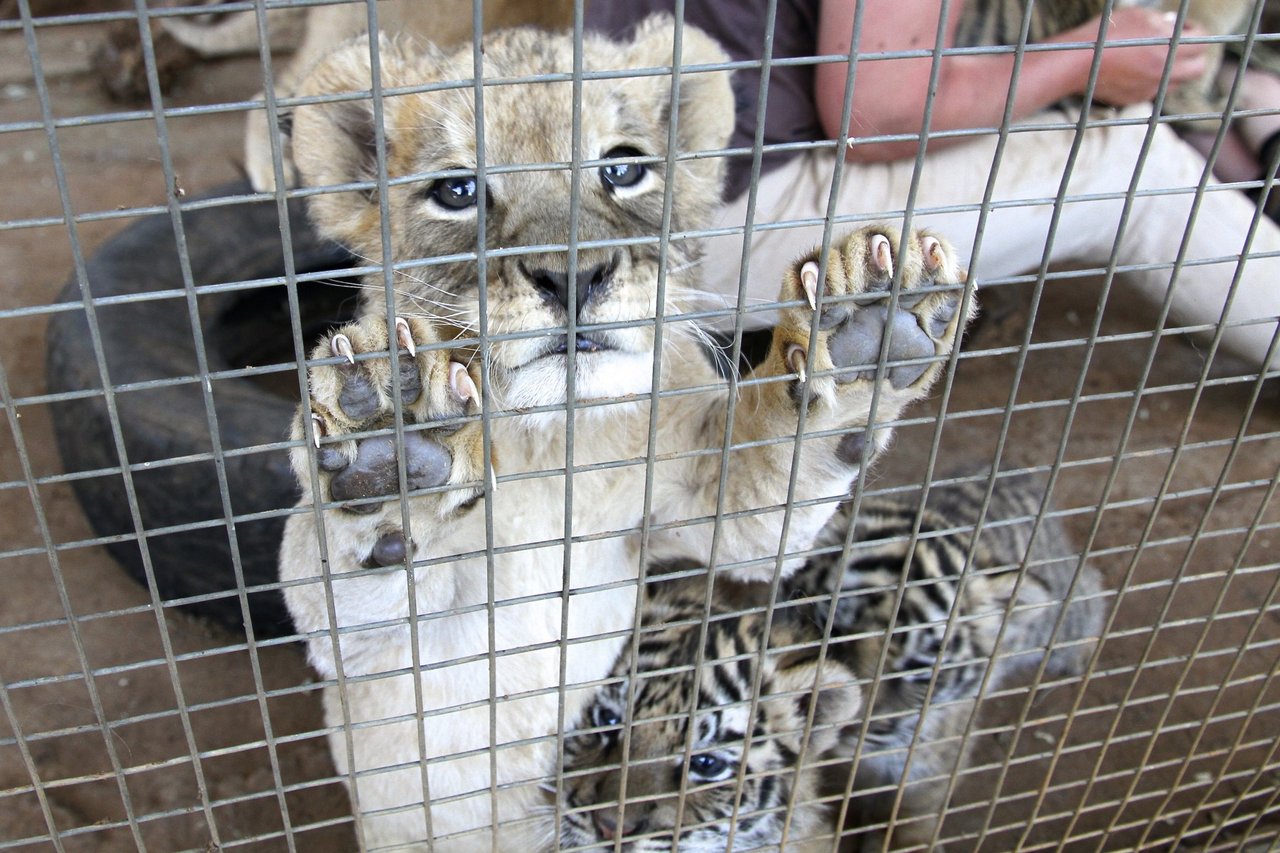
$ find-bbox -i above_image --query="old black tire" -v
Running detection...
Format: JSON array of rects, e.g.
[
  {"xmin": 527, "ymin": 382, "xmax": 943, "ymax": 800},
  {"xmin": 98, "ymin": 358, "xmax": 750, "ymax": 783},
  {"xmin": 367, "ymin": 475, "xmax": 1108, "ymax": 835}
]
[{"xmin": 46, "ymin": 181, "xmax": 357, "ymax": 637}]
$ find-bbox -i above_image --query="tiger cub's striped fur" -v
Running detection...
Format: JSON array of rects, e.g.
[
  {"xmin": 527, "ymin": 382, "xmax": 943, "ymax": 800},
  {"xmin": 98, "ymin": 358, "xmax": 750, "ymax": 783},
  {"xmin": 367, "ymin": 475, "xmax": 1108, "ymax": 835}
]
[
  {"xmin": 560, "ymin": 474, "xmax": 1103, "ymax": 851},
  {"xmin": 559, "ymin": 566, "xmax": 861, "ymax": 852},
  {"xmin": 955, "ymin": 0, "xmax": 1252, "ymax": 129},
  {"xmin": 787, "ymin": 472, "xmax": 1105, "ymax": 851}
]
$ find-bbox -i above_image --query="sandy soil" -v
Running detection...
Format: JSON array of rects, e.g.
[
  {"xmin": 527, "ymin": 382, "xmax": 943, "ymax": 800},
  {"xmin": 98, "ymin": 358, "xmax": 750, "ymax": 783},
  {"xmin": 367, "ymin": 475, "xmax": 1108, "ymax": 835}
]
[{"xmin": 1, "ymin": 9, "xmax": 1277, "ymax": 853}]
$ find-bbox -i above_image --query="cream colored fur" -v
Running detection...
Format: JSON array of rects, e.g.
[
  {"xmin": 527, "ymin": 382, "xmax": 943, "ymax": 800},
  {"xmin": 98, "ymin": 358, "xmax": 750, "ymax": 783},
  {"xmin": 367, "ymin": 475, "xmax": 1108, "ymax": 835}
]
[
  {"xmin": 243, "ymin": 0, "xmax": 568, "ymax": 191},
  {"xmin": 279, "ymin": 17, "xmax": 972, "ymax": 851},
  {"xmin": 145, "ymin": 0, "xmax": 568, "ymax": 190}
]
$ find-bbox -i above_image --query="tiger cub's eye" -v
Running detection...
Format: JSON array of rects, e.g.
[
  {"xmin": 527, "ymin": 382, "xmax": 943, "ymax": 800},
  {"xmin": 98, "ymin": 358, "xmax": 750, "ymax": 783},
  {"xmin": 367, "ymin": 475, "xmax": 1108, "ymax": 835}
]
[
  {"xmin": 687, "ymin": 752, "xmax": 732, "ymax": 781},
  {"xmin": 591, "ymin": 702, "xmax": 623, "ymax": 731}
]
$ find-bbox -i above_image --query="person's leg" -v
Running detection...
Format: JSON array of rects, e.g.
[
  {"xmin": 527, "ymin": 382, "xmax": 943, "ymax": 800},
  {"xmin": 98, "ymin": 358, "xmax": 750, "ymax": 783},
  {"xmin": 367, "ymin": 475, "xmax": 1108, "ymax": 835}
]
[
  {"xmin": 699, "ymin": 106, "xmax": 1280, "ymax": 371},
  {"xmin": 1104, "ymin": 121, "xmax": 1279, "ymax": 370},
  {"xmin": 1225, "ymin": 62, "xmax": 1280, "ymax": 163}
]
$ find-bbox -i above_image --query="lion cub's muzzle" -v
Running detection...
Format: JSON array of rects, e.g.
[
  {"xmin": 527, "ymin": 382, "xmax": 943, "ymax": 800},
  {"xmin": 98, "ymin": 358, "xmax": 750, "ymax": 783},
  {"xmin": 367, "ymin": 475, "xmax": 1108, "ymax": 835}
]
[
  {"xmin": 549, "ymin": 333, "xmax": 609, "ymax": 354},
  {"xmin": 519, "ymin": 249, "xmax": 621, "ymax": 319}
]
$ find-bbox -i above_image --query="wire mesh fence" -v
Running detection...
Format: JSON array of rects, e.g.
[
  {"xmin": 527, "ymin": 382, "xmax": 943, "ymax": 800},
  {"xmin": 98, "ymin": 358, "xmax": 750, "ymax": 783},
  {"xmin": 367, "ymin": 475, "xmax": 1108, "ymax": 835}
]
[{"xmin": 2, "ymin": 0, "xmax": 1279, "ymax": 850}]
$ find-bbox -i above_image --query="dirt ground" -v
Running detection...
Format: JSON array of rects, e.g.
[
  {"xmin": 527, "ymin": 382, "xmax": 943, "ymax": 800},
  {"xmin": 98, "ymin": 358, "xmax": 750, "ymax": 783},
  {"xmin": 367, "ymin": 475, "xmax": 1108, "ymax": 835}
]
[{"xmin": 1, "ymin": 11, "xmax": 1278, "ymax": 853}]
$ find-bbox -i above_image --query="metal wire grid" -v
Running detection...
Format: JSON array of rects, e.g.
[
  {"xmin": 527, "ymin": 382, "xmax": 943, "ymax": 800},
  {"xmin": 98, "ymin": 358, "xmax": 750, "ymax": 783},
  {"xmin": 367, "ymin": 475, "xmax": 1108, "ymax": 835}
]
[{"xmin": 1, "ymin": 0, "xmax": 1279, "ymax": 850}]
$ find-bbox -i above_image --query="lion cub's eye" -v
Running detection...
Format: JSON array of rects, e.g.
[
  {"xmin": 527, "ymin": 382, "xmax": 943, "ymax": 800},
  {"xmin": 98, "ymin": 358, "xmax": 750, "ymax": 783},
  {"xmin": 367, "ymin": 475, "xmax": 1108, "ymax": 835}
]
[
  {"xmin": 428, "ymin": 175, "xmax": 480, "ymax": 210},
  {"xmin": 599, "ymin": 146, "xmax": 648, "ymax": 190}
]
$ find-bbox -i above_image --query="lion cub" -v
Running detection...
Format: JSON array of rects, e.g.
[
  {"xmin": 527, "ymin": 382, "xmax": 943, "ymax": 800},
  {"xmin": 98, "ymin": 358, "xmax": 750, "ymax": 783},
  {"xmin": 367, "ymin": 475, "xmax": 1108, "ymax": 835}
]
[{"xmin": 278, "ymin": 15, "xmax": 974, "ymax": 850}]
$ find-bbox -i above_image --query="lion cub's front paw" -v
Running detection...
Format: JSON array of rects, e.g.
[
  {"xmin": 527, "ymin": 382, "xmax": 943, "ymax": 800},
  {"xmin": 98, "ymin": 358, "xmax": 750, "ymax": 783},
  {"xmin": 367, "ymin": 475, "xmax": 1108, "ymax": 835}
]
[
  {"xmin": 295, "ymin": 315, "xmax": 485, "ymax": 526},
  {"xmin": 776, "ymin": 224, "xmax": 971, "ymax": 405}
]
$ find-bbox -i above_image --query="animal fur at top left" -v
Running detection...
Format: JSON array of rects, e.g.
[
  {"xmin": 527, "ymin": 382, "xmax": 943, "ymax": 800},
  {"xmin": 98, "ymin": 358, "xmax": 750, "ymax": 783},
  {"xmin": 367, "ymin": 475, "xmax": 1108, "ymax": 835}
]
[{"xmin": 276, "ymin": 16, "xmax": 975, "ymax": 850}]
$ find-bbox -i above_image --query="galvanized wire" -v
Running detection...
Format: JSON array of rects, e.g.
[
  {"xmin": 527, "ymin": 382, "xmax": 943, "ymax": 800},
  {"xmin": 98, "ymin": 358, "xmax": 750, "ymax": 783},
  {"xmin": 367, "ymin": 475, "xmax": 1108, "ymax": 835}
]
[{"xmin": 4, "ymin": 0, "xmax": 1280, "ymax": 850}]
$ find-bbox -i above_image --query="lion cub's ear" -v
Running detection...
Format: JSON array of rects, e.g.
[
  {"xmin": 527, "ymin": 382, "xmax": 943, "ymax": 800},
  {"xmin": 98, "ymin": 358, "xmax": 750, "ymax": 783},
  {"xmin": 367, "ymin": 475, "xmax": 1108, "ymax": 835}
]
[
  {"xmin": 290, "ymin": 34, "xmax": 430, "ymax": 250},
  {"xmin": 621, "ymin": 14, "xmax": 735, "ymax": 201}
]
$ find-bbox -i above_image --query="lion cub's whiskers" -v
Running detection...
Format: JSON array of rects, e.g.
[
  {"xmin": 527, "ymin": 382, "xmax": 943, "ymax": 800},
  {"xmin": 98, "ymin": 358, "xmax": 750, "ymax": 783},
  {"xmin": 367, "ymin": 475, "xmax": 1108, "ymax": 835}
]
[{"xmin": 343, "ymin": 250, "xmax": 474, "ymax": 328}]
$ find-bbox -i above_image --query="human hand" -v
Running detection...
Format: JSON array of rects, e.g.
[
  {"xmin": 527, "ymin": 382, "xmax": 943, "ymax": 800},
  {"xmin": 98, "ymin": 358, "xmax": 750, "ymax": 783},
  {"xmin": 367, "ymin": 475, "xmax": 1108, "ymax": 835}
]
[{"xmin": 1075, "ymin": 7, "xmax": 1210, "ymax": 106}]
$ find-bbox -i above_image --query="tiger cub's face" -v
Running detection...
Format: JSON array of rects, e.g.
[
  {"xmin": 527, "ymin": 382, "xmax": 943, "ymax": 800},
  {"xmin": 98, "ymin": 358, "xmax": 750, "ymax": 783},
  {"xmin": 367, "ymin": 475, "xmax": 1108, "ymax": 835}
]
[
  {"xmin": 289, "ymin": 17, "xmax": 734, "ymax": 413},
  {"xmin": 559, "ymin": 579, "xmax": 861, "ymax": 851}
]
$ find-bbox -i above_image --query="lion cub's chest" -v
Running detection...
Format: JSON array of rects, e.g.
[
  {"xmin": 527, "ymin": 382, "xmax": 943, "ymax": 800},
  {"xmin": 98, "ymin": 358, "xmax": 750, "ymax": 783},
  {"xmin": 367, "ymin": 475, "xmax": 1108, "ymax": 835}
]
[
  {"xmin": 486, "ymin": 458, "xmax": 647, "ymax": 596},
  {"xmin": 428, "ymin": 412, "xmax": 653, "ymax": 635}
]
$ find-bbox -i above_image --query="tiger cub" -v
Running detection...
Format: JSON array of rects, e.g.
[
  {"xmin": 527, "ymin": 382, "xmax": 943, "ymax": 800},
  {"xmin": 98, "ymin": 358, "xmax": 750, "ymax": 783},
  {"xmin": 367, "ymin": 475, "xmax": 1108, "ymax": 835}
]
[
  {"xmin": 559, "ymin": 564, "xmax": 861, "ymax": 852},
  {"xmin": 786, "ymin": 471, "xmax": 1106, "ymax": 851},
  {"xmin": 956, "ymin": 0, "xmax": 1253, "ymax": 129}
]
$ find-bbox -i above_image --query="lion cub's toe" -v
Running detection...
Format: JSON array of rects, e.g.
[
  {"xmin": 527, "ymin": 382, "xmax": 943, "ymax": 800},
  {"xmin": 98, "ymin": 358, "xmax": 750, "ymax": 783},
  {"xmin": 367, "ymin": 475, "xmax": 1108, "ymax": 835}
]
[
  {"xmin": 298, "ymin": 314, "xmax": 485, "ymax": 515},
  {"xmin": 778, "ymin": 225, "xmax": 972, "ymax": 397}
]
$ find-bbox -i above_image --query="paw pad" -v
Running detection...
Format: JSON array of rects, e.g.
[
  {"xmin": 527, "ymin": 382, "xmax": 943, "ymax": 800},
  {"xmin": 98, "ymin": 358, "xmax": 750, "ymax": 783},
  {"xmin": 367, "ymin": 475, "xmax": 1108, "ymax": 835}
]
[
  {"xmin": 302, "ymin": 314, "xmax": 485, "ymax": 514},
  {"xmin": 369, "ymin": 530, "xmax": 409, "ymax": 567},
  {"xmin": 783, "ymin": 226, "xmax": 969, "ymax": 394},
  {"xmin": 827, "ymin": 301, "xmax": 937, "ymax": 389},
  {"xmin": 326, "ymin": 428, "xmax": 454, "ymax": 509}
]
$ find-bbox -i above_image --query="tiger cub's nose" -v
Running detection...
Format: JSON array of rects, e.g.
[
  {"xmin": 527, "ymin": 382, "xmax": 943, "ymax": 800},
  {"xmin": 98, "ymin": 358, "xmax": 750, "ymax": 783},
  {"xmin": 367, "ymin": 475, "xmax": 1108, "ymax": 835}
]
[{"xmin": 594, "ymin": 809, "xmax": 639, "ymax": 840}]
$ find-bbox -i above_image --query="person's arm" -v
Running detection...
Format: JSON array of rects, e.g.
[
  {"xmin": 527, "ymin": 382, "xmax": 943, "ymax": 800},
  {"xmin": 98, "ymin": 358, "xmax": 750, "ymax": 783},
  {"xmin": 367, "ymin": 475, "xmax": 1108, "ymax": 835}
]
[{"xmin": 815, "ymin": 0, "xmax": 1211, "ymax": 162}]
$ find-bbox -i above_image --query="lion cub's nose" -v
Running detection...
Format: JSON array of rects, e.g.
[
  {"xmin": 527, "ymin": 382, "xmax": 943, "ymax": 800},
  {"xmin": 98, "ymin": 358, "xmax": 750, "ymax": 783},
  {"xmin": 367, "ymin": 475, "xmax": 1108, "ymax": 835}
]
[{"xmin": 526, "ymin": 255, "xmax": 617, "ymax": 317}]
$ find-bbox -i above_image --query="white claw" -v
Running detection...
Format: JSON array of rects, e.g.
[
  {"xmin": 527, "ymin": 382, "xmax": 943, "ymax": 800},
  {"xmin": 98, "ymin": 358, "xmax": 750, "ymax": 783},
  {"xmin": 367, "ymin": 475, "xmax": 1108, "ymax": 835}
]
[
  {"xmin": 394, "ymin": 316, "xmax": 416, "ymax": 357},
  {"xmin": 331, "ymin": 333, "xmax": 355, "ymax": 364},
  {"xmin": 800, "ymin": 261, "xmax": 820, "ymax": 311},
  {"xmin": 450, "ymin": 361, "xmax": 478, "ymax": 404},
  {"xmin": 785, "ymin": 343, "xmax": 808, "ymax": 383},
  {"xmin": 487, "ymin": 464, "xmax": 498, "ymax": 495},
  {"xmin": 311, "ymin": 414, "xmax": 325, "ymax": 449},
  {"xmin": 922, "ymin": 236, "xmax": 943, "ymax": 272},
  {"xmin": 871, "ymin": 234, "xmax": 893, "ymax": 277}
]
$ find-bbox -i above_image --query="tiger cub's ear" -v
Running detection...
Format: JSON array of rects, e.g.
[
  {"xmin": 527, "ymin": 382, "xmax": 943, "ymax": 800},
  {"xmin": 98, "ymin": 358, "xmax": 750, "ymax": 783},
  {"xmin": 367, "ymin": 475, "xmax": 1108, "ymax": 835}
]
[
  {"xmin": 765, "ymin": 654, "xmax": 862, "ymax": 756},
  {"xmin": 289, "ymin": 33, "xmax": 438, "ymax": 251}
]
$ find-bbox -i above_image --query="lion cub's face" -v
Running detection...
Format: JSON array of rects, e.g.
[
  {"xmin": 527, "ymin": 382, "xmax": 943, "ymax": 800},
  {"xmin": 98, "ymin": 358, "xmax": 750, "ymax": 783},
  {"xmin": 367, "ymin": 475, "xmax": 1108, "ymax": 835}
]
[{"xmin": 290, "ymin": 18, "xmax": 734, "ymax": 411}]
